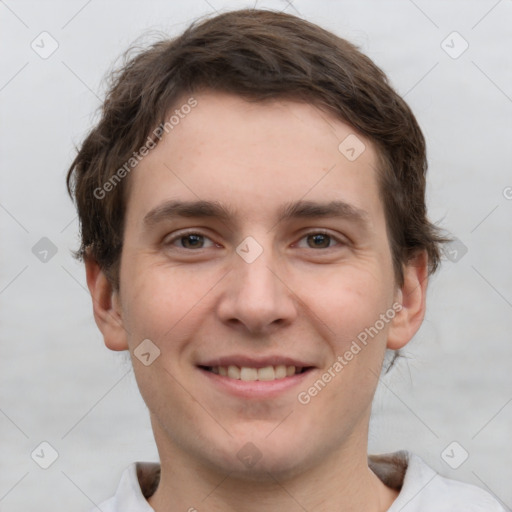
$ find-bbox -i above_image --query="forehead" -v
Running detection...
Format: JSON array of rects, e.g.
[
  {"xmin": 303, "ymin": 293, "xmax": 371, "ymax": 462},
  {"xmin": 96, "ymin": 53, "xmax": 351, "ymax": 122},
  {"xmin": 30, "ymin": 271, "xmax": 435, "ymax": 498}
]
[{"xmin": 127, "ymin": 90, "xmax": 384, "ymax": 227}]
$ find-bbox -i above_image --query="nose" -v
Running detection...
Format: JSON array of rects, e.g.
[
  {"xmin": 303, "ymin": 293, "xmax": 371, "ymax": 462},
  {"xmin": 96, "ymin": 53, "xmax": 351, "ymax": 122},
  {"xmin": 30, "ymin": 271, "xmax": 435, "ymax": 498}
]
[{"xmin": 216, "ymin": 243, "xmax": 298, "ymax": 335}]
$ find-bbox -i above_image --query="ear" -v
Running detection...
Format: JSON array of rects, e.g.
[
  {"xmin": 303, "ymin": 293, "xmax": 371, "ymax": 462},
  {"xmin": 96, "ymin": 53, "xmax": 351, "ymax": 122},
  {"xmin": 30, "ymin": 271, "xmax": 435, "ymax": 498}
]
[
  {"xmin": 386, "ymin": 250, "xmax": 429, "ymax": 350},
  {"xmin": 85, "ymin": 257, "xmax": 128, "ymax": 351}
]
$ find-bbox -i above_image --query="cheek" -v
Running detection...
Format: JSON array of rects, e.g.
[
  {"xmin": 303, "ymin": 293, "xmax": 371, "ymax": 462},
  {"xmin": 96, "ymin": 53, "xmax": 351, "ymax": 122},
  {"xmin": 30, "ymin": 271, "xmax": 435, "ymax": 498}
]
[
  {"xmin": 297, "ymin": 269, "xmax": 393, "ymax": 415},
  {"xmin": 120, "ymin": 260, "xmax": 222, "ymax": 342},
  {"xmin": 298, "ymin": 263, "xmax": 395, "ymax": 345}
]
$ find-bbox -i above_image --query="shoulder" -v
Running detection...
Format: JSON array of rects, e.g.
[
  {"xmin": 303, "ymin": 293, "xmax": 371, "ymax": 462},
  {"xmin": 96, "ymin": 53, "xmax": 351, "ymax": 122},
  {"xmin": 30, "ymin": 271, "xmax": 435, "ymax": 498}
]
[
  {"xmin": 370, "ymin": 450, "xmax": 506, "ymax": 512},
  {"xmin": 91, "ymin": 462, "xmax": 159, "ymax": 512}
]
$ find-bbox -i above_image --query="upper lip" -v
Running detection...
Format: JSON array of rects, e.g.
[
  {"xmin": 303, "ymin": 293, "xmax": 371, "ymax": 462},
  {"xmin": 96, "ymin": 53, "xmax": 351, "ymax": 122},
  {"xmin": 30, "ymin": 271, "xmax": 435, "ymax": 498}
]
[{"xmin": 198, "ymin": 355, "xmax": 316, "ymax": 369}]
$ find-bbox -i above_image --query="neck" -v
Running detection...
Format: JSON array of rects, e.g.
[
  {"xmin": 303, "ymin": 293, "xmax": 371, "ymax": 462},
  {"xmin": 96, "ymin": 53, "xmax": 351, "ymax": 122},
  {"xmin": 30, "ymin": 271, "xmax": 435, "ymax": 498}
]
[{"xmin": 147, "ymin": 424, "xmax": 398, "ymax": 512}]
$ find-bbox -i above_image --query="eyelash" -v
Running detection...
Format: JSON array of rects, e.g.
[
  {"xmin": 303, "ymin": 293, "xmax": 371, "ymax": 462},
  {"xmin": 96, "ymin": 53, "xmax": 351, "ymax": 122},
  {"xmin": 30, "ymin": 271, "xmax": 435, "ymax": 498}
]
[{"xmin": 164, "ymin": 229, "xmax": 346, "ymax": 251}]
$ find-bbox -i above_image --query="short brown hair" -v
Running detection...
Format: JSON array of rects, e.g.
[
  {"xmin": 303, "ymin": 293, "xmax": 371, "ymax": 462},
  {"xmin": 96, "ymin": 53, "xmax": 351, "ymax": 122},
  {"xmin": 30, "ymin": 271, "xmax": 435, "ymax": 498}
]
[{"xmin": 66, "ymin": 8, "xmax": 447, "ymax": 288}]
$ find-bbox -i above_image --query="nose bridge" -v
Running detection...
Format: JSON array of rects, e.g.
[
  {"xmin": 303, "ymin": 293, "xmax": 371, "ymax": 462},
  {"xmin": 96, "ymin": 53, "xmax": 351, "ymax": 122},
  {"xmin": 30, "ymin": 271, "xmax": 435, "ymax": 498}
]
[
  {"xmin": 217, "ymin": 235, "xmax": 296, "ymax": 332},
  {"xmin": 235, "ymin": 237, "xmax": 281, "ymax": 303}
]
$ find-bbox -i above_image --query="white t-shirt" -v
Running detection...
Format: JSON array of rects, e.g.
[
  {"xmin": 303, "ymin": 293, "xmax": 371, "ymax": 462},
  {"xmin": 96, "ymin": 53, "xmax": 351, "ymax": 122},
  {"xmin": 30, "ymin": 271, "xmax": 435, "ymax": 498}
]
[{"xmin": 93, "ymin": 450, "xmax": 506, "ymax": 511}]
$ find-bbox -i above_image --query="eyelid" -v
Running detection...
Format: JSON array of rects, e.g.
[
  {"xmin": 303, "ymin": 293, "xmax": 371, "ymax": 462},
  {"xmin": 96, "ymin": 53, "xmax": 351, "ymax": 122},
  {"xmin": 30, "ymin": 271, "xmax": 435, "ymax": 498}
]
[
  {"xmin": 163, "ymin": 228, "xmax": 349, "ymax": 250},
  {"xmin": 293, "ymin": 229, "xmax": 348, "ymax": 249},
  {"xmin": 163, "ymin": 229, "xmax": 218, "ymax": 248}
]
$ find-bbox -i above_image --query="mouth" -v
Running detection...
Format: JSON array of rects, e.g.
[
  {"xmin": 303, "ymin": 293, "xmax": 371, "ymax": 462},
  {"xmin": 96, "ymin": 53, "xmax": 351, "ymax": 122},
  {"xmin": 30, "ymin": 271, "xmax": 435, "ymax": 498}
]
[
  {"xmin": 199, "ymin": 364, "xmax": 313, "ymax": 381},
  {"xmin": 196, "ymin": 357, "xmax": 316, "ymax": 399}
]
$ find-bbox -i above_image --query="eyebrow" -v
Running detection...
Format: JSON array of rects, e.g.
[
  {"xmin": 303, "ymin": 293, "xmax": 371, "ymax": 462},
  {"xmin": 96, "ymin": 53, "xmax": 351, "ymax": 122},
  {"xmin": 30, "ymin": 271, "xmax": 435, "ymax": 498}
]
[{"xmin": 143, "ymin": 199, "xmax": 369, "ymax": 229}]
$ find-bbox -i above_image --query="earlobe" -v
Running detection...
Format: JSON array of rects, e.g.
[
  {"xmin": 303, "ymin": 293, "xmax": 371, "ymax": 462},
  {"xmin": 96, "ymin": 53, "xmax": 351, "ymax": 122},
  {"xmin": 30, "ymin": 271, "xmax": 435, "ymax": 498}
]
[
  {"xmin": 386, "ymin": 251, "xmax": 429, "ymax": 351},
  {"xmin": 85, "ymin": 257, "xmax": 128, "ymax": 351}
]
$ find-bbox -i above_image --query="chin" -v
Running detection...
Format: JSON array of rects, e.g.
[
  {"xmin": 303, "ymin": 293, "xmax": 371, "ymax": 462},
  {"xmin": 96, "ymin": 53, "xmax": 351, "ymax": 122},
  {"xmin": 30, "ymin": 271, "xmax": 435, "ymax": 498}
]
[
  {"xmin": 223, "ymin": 452, "xmax": 313, "ymax": 483},
  {"xmin": 203, "ymin": 430, "xmax": 321, "ymax": 482}
]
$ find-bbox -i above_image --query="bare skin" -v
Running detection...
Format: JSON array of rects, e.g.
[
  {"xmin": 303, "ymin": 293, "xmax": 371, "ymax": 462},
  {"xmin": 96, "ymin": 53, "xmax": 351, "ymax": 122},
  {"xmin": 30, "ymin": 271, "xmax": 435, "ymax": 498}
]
[{"xmin": 86, "ymin": 91, "xmax": 428, "ymax": 511}]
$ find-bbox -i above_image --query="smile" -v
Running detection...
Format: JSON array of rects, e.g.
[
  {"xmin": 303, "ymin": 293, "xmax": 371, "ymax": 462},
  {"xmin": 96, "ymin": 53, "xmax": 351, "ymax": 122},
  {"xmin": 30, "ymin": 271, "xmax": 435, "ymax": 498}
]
[{"xmin": 201, "ymin": 364, "xmax": 310, "ymax": 381}]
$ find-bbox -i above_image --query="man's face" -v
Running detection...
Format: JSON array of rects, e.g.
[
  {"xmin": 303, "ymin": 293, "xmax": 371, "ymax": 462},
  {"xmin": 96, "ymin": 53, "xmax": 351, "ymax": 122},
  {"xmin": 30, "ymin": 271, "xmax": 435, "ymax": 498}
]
[{"xmin": 113, "ymin": 91, "xmax": 403, "ymax": 478}]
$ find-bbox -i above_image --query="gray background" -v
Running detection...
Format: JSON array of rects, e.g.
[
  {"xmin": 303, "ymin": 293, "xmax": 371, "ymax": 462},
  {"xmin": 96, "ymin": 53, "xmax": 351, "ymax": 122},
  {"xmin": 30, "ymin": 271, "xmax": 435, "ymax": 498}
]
[{"xmin": 1, "ymin": 0, "xmax": 511, "ymax": 510}]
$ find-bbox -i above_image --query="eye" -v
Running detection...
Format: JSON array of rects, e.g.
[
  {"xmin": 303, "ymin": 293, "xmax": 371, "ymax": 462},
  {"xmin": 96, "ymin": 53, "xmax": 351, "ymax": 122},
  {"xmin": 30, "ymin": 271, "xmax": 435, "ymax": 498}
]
[
  {"xmin": 164, "ymin": 230, "xmax": 345, "ymax": 251},
  {"xmin": 165, "ymin": 231, "xmax": 217, "ymax": 250},
  {"xmin": 295, "ymin": 231, "xmax": 344, "ymax": 249}
]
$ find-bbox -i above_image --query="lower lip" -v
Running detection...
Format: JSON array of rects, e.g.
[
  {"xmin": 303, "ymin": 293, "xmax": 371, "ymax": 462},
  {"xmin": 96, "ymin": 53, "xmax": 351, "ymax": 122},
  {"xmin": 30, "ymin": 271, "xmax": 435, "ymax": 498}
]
[{"xmin": 198, "ymin": 367, "xmax": 314, "ymax": 399}]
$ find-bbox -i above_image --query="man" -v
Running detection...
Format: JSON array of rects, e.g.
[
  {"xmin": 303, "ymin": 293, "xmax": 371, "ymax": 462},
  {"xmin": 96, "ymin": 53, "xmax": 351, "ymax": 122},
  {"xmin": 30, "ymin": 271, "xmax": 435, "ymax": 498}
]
[{"xmin": 67, "ymin": 8, "xmax": 504, "ymax": 511}]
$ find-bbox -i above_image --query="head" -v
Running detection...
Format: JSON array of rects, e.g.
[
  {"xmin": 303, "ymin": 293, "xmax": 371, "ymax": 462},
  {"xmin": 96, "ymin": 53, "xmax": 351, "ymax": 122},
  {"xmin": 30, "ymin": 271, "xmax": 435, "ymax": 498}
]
[{"xmin": 67, "ymin": 9, "xmax": 446, "ymax": 480}]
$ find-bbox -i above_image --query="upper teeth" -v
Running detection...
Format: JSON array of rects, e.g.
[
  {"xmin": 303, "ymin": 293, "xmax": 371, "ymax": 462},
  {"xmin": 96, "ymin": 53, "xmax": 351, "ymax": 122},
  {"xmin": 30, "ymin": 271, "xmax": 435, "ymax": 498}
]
[{"xmin": 209, "ymin": 365, "xmax": 298, "ymax": 381}]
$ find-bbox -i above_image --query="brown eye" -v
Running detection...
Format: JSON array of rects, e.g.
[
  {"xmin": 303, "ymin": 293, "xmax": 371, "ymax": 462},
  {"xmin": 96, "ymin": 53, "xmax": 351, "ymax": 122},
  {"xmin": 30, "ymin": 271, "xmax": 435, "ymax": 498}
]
[
  {"xmin": 180, "ymin": 234, "xmax": 205, "ymax": 249},
  {"xmin": 294, "ymin": 231, "xmax": 346, "ymax": 251},
  {"xmin": 306, "ymin": 233, "xmax": 332, "ymax": 248},
  {"xmin": 166, "ymin": 232, "xmax": 216, "ymax": 249}
]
